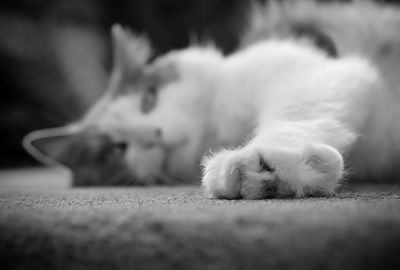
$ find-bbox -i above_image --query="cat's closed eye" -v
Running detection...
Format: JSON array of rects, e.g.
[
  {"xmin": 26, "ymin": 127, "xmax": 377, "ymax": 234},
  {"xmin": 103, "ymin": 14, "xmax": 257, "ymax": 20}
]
[{"xmin": 140, "ymin": 85, "xmax": 158, "ymax": 114}]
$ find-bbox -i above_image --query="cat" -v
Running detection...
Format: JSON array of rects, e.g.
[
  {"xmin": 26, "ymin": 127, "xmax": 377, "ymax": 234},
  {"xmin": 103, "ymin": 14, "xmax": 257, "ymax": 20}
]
[
  {"xmin": 24, "ymin": 0, "xmax": 399, "ymax": 198},
  {"xmin": 24, "ymin": 23, "xmax": 381, "ymax": 199}
]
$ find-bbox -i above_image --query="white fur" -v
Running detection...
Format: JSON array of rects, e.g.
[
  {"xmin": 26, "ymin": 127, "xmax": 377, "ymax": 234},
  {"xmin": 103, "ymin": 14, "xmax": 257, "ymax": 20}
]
[
  {"xmin": 242, "ymin": 0, "xmax": 400, "ymax": 181},
  {"xmin": 26, "ymin": 1, "xmax": 398, "ymax": 194},
  {"xmin": 86, "ymin": 38, "xmax": 380, "ymax": 198},
  {"xmin": 196, "ymin": 41, "xmax": 379, "ymax": 198}
]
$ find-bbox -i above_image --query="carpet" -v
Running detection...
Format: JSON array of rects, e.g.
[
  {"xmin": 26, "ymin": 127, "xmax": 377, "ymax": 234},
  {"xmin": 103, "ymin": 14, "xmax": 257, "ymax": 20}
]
[{"xmin": 1, "ymin": 167, "xmax": 400, "ymax": 270}]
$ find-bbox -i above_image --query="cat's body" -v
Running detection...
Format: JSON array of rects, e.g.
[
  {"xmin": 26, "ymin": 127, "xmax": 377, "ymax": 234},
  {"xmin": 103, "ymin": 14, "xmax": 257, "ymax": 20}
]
[
  {"xmin": 24, "ymin": 0, "xmax": 399, "ymax": 198},
  {"xmin": 163, "ymin": 40, "xmax": 378, "ymax": 198},
  {"xmin": 25, "ymin": 25, "xmax": 380, "ymax": 198}
]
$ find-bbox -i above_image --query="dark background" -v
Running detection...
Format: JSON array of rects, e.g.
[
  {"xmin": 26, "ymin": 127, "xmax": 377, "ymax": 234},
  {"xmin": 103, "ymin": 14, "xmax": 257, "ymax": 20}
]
[{"xmin": 0, "ymin": 0, "xmax": 398, "ymax": 167}]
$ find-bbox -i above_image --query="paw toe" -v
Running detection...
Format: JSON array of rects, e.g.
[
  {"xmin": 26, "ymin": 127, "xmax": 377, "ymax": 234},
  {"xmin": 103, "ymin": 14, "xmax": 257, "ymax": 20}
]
[{"xmin": 202, "ymin": 151, "xmax": 243, "ymax": 199}]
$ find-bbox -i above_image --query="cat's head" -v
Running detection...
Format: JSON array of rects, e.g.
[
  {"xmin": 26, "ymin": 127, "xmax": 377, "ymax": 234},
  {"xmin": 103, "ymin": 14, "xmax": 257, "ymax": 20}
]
[{"xmin": 24, "ymin": 25, "xmax": 219, "ymax": 186}]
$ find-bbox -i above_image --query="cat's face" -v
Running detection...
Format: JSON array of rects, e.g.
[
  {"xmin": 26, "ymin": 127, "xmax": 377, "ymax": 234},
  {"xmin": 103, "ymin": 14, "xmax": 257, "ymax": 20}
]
[{"xmin": 24, "ymin": 26, "xmax": 205, "ymax": 185}]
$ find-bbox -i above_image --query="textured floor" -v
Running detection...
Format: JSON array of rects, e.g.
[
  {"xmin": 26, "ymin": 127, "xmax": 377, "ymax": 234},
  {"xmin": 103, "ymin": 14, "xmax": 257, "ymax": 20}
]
[{"xmin": 1, "ymin": 168, "xmax": 400, "ymax": 270}]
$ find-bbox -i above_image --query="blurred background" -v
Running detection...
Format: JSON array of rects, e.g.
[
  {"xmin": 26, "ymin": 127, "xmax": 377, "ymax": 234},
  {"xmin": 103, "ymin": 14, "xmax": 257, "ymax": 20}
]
[{"xmin": 0, "ymin": 0, "xmax": 398, "ymax": 168}]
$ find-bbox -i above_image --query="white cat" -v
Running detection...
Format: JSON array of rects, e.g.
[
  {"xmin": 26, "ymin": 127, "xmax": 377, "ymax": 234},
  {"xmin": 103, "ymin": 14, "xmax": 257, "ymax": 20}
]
[{"xmin": 24, "ymin": 24, "xmax": 381, "ymax": 199}]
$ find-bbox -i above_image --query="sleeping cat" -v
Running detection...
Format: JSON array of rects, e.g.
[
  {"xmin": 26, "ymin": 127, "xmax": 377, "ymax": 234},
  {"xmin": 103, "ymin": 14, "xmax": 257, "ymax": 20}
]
[
  {"xmin": 24, "ymin": 0, "xmax": 398, "ymax": 199},
  {"xmin": 24, "ymin": 23, "xmax": 380, "ymax": 199}
]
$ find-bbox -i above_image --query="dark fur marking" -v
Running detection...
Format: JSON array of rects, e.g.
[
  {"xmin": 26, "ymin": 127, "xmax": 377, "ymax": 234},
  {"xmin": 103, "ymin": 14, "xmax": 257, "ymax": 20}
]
[
  {"xmin": 292, "ymin": 23, "xmax": 338, "ymax": 58},
  {"xmin": 259, "ymin": 156, "xmax": 274, "ymax": 172}
]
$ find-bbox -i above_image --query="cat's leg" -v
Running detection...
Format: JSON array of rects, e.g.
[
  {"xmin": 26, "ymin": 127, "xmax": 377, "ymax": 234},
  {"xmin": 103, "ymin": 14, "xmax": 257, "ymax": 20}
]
[{"xmin": 202, "ymin": 139, "xmax": 344, "ymax": 199}]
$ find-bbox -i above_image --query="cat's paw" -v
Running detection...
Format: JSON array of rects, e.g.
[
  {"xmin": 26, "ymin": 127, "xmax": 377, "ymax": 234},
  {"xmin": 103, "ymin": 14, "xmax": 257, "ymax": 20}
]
[
  {"xmin": 201, "ymin": 148, "xmax": 281, "ymax": 199},
  {"xmin": 202, "ymin": 143, "xmax": 344, "ymax": 200}
]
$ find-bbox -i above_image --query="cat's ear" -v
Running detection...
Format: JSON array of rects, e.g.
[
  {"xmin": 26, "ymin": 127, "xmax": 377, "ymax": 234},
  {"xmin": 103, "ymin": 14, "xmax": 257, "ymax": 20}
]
[
  {"xmin": 23, "ymin": 126, "xmax": 80, "ymax": 168},
  {"xmin": 111, "ymin": 24, "xmax": 153, "ymax": 75},
  {"xmin": 303, "ymin": 143, "xmax": 344, "ymax": 181}
]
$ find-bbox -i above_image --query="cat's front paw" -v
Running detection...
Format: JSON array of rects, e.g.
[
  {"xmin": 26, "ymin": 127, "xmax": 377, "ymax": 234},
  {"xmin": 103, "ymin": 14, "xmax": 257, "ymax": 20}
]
[
  {"xmin": 202, "ymin": 143, "xmax": 344, "ymax": 200},
  {"xmin": 201, "ymin": 148, "xmax": 281, "ymax": 199}
]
